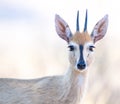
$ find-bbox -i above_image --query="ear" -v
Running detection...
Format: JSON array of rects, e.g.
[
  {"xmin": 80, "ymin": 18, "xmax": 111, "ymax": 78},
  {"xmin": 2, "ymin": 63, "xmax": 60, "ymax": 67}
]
[
  {"xmin": 55, "ymin": 14, "xmax": 72, "ymax": 43},
  {"xmin": 91, "ymin": 15, "xmax": 108, "ymax": 43}
]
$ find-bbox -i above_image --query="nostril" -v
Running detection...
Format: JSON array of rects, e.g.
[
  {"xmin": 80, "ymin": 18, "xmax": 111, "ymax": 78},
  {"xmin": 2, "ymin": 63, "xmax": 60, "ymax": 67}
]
[{"xmin": 77, "ymin": 61, "xmax": 86, "ymax": 70}]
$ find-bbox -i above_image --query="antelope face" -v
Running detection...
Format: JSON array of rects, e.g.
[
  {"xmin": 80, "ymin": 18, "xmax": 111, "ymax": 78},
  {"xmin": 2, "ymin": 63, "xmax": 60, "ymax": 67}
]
[
  {"xmin": 55, "ymin": 10, "xmax": 108, "ymax": 72},
  {"xmin": 68, "ymin": 32, "xmax": 94, "ymax": 71}
]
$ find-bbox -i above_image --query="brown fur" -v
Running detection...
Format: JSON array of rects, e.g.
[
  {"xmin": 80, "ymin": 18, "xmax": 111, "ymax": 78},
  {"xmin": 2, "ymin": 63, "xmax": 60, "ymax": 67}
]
[{"xmin": 71, "ymin": 31, "xmax": 92, "ymax": 45}]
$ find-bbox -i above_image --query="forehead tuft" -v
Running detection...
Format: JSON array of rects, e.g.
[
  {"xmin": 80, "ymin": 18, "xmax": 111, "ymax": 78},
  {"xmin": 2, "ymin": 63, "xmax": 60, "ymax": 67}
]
[{"xmin": 70, "ymin": 32, "xmax": 92, "ymax": 45}]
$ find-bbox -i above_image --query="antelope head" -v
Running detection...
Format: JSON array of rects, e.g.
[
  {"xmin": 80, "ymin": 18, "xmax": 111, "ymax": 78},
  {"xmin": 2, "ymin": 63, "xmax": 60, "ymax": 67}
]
[{"xmin": 55, "ymin": 10, "xmax": 108, "ymax": 72}]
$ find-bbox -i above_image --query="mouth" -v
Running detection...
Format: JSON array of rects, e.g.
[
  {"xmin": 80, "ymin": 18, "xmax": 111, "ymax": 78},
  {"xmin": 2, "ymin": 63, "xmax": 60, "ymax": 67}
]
[{"xmin": 77, "ymin": 68, "xmax": 88, "ymax": 73}]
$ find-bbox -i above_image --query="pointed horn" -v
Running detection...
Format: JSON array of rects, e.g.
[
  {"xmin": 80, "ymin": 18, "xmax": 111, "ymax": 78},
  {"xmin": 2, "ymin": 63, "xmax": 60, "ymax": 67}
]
[
  {"xmin": 84, "ymin": 9, "xmax": 88, "ymax": 32},
  {"xmin": 76, "ymin": 10, "xmax": 80, "ymax": 31}
]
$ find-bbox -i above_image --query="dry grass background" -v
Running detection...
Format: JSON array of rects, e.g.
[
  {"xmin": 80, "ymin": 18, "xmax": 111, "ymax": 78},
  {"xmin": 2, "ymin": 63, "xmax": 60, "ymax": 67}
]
[{"xmin": 0, "ymin": 0, "xmax": 120, "ymax": 104}]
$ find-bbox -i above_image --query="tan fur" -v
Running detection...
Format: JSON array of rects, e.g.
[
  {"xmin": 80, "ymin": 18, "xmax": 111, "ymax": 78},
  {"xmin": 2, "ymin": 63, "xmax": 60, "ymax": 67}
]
[
  {"xmin": 0, "ymin": 67, "xmax": 88, "ymax": 104},
  {"xmin": 0, "ymin": 13, "xmax": 108, "ymax": 104},
  {"xmin": 71, "ymin": 31, "xmax": 92, "ymax": 45},
  {"xmin": 0, "ymin": 32, "xmax": 91, "ymax": 104}
]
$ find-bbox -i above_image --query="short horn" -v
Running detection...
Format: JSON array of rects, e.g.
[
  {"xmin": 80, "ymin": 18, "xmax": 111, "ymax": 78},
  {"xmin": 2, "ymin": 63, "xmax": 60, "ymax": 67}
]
[
  {"xmin": 76, "ymin": 10, "xmax": 80, "ymax": 31},
  {"xmin": 84, "ymin": 9, "xmax": 88, "ymax": 32}
]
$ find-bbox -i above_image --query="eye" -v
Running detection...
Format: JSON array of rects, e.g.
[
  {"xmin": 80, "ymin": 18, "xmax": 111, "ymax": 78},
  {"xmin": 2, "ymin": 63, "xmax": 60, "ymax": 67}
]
[
  {"xmin": 89, "ymin": 46, "xmax": 95, "ymax": 52},
  {"xmin": 68, "ymin": 45, "xmax": 75, "ymax": 51}
]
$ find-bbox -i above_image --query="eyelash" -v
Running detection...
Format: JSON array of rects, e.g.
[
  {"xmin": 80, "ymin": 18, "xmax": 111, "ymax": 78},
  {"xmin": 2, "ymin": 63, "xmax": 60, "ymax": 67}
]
[
  {"xmin": 68, "ymin": 45, "xmax": 95, "ymax": 52},
  {"xmin": 89, "ymin": 46, "xmax": 95, "ymax": 52},
  {"xmin": 68, "ymin": 45, "xmax": 75, "ymax": 51}
]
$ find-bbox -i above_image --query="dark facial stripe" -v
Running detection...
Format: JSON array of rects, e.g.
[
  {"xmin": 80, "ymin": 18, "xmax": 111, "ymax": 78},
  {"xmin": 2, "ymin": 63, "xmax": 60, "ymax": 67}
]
[
  {"xmin": 77, "ymin": 45, "xmax": 86, "ymax": 69},
  {"xmin": 79, "ymin": 45, "xmax": 84, "ymax": 61}
]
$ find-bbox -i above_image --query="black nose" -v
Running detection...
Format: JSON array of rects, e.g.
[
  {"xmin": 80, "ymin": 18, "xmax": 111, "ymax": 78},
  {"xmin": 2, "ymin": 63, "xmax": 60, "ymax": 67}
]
[{"xmin": 77, "ymin": 61, "xmax": 86, "ymax": 70}]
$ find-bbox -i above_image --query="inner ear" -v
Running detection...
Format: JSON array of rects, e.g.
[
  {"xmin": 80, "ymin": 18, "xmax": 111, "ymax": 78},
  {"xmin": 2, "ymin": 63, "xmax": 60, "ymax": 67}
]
[
  {"xmin": 55, "ymin": 14, "xmax": 72, "ymax": 43},
  {"xmin": 91, "ymin": 15, "xmax": 108, "ymax": 43},
  {"xmin": 58, "ymin": 21, "xmax": 66, "ymax": 33}
]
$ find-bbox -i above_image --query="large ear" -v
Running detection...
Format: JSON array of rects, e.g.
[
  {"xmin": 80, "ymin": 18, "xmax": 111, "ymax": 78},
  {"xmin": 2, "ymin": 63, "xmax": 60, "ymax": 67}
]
[
  {"xmin": 55, "ymin": 14, "xmax": 72, "ymax": 43},
  {"xmin": 91, "ymin": 15, "xmax": 108, "ymax": 43}
]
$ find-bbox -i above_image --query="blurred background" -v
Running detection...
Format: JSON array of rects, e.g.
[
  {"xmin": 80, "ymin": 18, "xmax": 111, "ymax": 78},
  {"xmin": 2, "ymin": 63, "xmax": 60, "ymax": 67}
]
[{"xmin": 0, "ymin": 0, "xmax": 119, "ymax": 104}]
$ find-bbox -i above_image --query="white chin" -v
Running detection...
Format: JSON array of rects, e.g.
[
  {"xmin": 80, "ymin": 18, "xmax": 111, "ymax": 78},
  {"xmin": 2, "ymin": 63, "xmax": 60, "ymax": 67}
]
[{"xmin": 75, "ymin": 67, "xmax": 88, "ymax": 72}]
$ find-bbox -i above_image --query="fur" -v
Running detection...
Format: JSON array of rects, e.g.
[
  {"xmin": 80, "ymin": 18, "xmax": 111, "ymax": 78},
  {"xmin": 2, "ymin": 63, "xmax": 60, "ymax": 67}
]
[
  {"xmin": 71, "ymin": 32, "xmax": 92, "ymax": 45},
  {"xmin": 0, "ymin": 67, "xmax": 88, "ymax": 104},
  {"xmin": 0, "ymin": 12, "xmax": 108, "ymax": 104}
]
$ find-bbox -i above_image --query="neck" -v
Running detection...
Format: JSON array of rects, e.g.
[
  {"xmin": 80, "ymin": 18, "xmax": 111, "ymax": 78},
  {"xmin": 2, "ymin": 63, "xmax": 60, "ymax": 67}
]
[{"xmin": 61, "ymin": 65, "xmax": 89, "ymax": 104}]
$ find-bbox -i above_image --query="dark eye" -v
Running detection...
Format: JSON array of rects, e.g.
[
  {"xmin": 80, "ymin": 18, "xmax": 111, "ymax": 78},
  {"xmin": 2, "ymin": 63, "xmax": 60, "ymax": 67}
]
[
  {"xmin": 68, "ymin": 45, "xmax": 75, "ymax": 51},
  {"xmin": 89, "ymin": 46, "xmax": 95, "ymax": 52}
]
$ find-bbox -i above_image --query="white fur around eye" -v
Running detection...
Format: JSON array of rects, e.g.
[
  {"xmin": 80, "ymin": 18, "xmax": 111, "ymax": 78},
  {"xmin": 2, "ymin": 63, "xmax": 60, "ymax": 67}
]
[
  {"xmin": 68, "ymin": 42, "xmax": 80, "ymax": 66},
  {"xmin": 85, "ymin": 42, "xmax": 93, "ymax": 46},
  {"xmin": 84, "ymin": 42, "xmax": 94, "ymax": 59},
  {"xmin": 83, "ymin": 42, "xmax": 94, "ymax": 67}
]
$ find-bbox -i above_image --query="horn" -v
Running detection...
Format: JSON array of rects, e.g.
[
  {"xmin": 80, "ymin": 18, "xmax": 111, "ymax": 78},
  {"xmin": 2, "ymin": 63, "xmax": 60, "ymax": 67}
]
[
  {"xmin": 84, "ymin": 9, "xmax": 88, "ymax": 32},
  {"xmin": 76, "ymin": 10, "xmax": 79, "ymax": 31}
]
